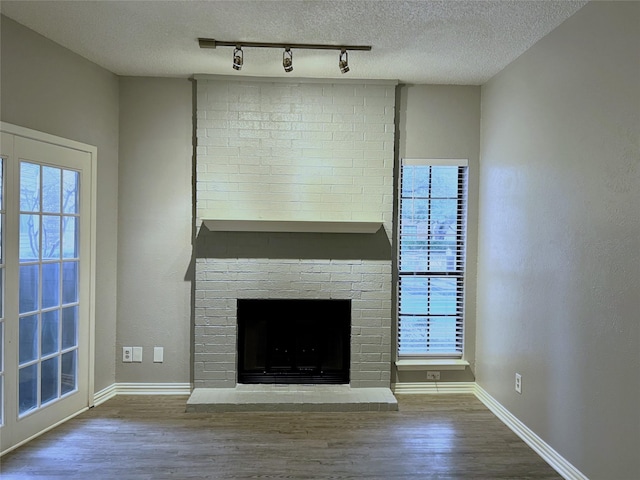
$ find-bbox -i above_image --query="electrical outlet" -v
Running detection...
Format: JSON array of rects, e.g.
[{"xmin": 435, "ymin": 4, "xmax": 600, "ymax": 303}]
[
  {"xmin": 426, "ymin": 371, "xmax": 440, "ymax": 380},
  {"xmin": 123, "ymin": 347, "xmax": 132, "ymax": 363},
  {"xmin": 515, "ymin": 373, "xmax": 522, "ymax": 394},
  {"xmin": 132, "ymin": 347, "xmax": 143, "ymax": 363}
]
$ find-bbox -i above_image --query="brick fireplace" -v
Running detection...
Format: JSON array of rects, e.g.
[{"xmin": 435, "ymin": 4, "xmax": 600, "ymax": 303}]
[{"xmin": 193, "ymin": 76, "xmax": 396, "ymax": 390}]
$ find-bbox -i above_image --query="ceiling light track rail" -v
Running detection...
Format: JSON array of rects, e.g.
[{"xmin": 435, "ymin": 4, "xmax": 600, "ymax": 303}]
[{"xmin": 198, "ymin": 38, "xmax": 372, "ymax": 51}]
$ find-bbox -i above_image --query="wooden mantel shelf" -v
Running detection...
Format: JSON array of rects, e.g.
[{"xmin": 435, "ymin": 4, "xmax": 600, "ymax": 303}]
[{"xmin": 202, "ymin": 219, "xmax": 383, "ymax": 234}]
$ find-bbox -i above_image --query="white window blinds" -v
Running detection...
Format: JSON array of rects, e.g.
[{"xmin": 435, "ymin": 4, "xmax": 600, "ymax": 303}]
[{"xmin": 398, "ymin": 159, "xmax": 468, "ymax": 356}]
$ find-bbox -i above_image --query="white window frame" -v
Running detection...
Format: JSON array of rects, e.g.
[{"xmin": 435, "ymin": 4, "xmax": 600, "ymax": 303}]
[{"xmin": 397, "ymin": 158, "xmax": 468, "ymax": 359}]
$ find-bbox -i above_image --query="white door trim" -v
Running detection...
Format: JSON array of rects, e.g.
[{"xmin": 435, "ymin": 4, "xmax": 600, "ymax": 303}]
[{"xmin": 0, "ymin": 122, "xmax": 97, "ymax": 409}]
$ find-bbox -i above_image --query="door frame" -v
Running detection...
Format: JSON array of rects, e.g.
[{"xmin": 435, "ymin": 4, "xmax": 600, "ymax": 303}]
[{"xmin": 0, "ymin": 122, "xmax": 97, "ymax": 454}]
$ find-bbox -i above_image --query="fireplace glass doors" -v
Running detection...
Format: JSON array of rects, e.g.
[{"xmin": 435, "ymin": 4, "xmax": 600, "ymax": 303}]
[{"xmin": 237, "ymin": 299, "xmax": 350, "ymax": 384}]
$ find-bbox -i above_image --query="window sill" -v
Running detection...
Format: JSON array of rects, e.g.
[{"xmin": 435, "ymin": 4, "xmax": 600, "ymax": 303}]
[{"xmin": 395, "ymin": 359, "xmax": 469, "ymax": 371}]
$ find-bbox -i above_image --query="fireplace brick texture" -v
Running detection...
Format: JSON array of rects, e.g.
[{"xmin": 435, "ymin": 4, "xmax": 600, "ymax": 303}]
[
  {"xmin": 194, "ymin": 77, "xmax": 396, "ymax": 389},
  {"xmin": 195, "ymin": 77, "xmax": 396, "ymax": 233},
  {"xmin": 195, "ymin": 258, "xmax": 393, "ymax": 388}
]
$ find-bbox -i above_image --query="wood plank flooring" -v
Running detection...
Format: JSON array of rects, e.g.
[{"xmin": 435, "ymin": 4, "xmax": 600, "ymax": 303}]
[{"xmin": 1, "ymin": 394, "xmax": 561, "ymax": 479}]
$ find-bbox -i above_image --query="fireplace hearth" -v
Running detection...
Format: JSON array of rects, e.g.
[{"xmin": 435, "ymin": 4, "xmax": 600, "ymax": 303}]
[{"xmin": 237, "ymin": 299, "xmax": 351, "ymax": 384}]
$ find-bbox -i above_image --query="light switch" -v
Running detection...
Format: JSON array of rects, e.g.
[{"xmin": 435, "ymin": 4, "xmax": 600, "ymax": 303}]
[
  {"xmin": 132, "ymin": 346, "xmax": 143, "ymax": 362},
  {"xmin": 154, "ymin": 347, "xmax": 164, "ymax": 363}
]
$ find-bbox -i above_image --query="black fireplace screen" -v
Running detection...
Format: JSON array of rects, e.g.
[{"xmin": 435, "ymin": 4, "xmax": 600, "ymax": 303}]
[{"xmin": 237, "ymin": 299, "xmax": 351, "ymax": 384}]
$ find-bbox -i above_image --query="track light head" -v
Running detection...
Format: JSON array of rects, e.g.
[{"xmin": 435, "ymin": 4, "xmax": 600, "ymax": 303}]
[
  {"xmin": 233, "ymin": 47, "xmax": 243, "ymax": 71},
  {"xmin": 339, "ymin": 49, "xmax": 349, "ymax": 74},
  {"xmin": 283, "ymin": 48, "xmax": 293, "ymax": 73}
]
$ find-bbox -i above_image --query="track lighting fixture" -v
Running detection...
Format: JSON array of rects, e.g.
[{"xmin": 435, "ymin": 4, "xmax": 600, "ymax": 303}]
[
  {"xmin": 283, "ymin": 48, "xmax": 293, "ymax": 73},
  {"xmin": 233, "ymin": 46, "xmax": 243, "ymax": 71},
  {"xmin": 339, "ymin": 49, "xmax": 349, "ymax": 74},
  {"xmin": 199, "ymin": 38, "xmax": 371, "ymax": 73}
]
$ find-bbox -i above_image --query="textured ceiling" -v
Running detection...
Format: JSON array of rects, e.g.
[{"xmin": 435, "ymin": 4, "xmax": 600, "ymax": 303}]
[{"xmin": 0, "ymin": 0, "xmax": 588, "ymax": 84}]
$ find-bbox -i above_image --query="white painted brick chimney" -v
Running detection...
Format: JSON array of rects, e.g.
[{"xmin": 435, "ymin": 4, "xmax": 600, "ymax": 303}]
[{"xmin": 194, "ymin": 76, "xmax": 396, "ymax": 388}]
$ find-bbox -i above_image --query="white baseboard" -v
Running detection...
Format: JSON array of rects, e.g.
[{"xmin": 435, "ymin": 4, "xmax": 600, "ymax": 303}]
[
  {"xmin": 93, "ymin": 383, "xmax": 191, "ymax": 405},
  {"xmin": 93, "ymin": 383, "xmax": 118, "ymax": 406},
  {"xmin": 474, "ymin": 385, "xmax": 587, "ymax": 480},
  {"xmin": 393, "ymin": 381, "xmax": 476, "ymax": 394},
  {"xmin": 116, "ymin": 383, "xmax": 192, "ymax": 395}
]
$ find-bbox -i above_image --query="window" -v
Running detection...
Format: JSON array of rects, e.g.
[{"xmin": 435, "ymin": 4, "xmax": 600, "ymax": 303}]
[{"xmin": 397, "ymin": 159, "xmax": 468, "ymax": 356}]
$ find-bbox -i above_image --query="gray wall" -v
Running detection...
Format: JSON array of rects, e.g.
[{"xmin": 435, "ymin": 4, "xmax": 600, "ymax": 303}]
[
  {"xmin": 116, "ymin": 77, "xmax": 192, "ymax": 383},
  {"xmin": 396, "ymin": 84, "xmax": 480, "ymax": 383},
  {"xmin": 1, "ymin": 15, "xmax": 120, "ymax": 392},
  {"xmin": 476, "ymin": 2, "xmax": 639, "ymax": 478}
]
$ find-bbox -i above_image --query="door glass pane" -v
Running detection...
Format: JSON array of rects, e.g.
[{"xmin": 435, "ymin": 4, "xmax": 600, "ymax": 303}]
[
  {"xmin": 19, "ymin": 364, "xmax": 38, "ymax": 415},
  {"xmin": 41, "ymin": 357, "xmax": 59, "ymax": 405},
  {"xmin": 41, "ymin": 310, "xmax": 59, "ymax": 356},
  {"xmin": 42, "ymin": 215, "xmax": 61, "ymax": 259},
  {"xmin": 41, "ymin": 263, "xmax": 60, "ymax": 309},
  {"xmin": 19, "ymin": 214, "xmax": 40, "ymax": 262},
  {"xmin": 62, "ymin": 306, "xmax": 78, "ymax": 350},
  {"xmin": 20, "ymin": 162, "xmax": 40, "ymax": 212},
  {"xmin": 62, "ymin": 216, "xmax": 78, "ymax": 258},
  {"xmin": 61, "ymin": 351, "xmax": 76, "ymax": 395},
  {"xmin": 62, "ymin": 261, "xmax": 78, "ymax": 304},
  {"xmin": 42, "ymin": 166, "xmax": 61, "ymax": 213},
  {"xmin": 63, "ymin": 170, "xmax": 79, "ymax": 214},
  {"xmin": 19, "ymin": 264, "xmax": 39, "ymax": 314},
  {"xmin": 19, "ymin": 314, "xmax": 38, "ymax": 364}
]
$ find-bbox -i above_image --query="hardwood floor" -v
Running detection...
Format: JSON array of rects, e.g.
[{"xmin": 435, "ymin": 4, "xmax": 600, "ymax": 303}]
[{"xmin": 1, "ymin": 394, "xmax": 561, "ymax": 479}]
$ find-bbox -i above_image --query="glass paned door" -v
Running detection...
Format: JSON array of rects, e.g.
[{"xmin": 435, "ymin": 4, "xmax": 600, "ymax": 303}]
[
  {"xmin": 0, "ymin": 127, "xmax": 94, "ymax": 455},
  {"xmin": 18, "ymin": 162, "xmax": 80, "ymax": 417}
]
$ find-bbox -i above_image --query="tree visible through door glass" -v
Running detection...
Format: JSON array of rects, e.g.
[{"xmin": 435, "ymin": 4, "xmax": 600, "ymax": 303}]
[{"xmin": 18, "ymin": 162, "xmax": 80, "ymax": 417}]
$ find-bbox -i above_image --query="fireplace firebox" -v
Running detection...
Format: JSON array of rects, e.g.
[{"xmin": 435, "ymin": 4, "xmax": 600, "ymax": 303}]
[{"xmin": 237, "ymin": 299, "xmax": 351, "ymax": 384}]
